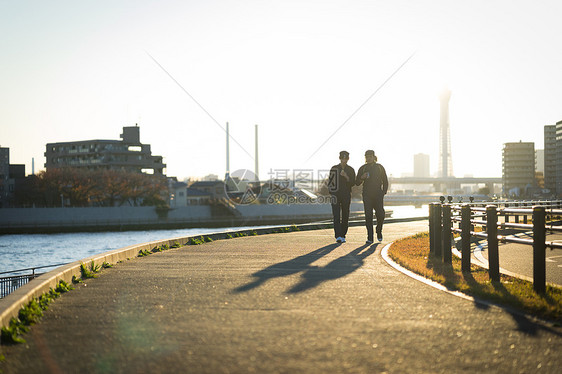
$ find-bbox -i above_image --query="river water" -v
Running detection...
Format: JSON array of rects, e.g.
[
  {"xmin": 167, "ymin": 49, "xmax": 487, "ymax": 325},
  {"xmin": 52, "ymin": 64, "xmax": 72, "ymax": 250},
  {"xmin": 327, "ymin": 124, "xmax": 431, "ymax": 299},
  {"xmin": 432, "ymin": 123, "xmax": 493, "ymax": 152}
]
[{"xmin": 0, "ymin": 205, "xmax": 428, "ymax": 275}]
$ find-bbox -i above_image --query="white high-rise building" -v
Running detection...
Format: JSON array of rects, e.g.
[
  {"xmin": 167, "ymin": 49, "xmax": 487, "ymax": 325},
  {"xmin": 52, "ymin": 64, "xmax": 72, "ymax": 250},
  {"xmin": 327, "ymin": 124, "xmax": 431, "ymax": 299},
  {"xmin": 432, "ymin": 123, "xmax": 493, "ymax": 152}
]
[
  {"xmin": 544, "ymin": 124, "xmax": 556, "ymax": 194},
  {"xmin": 536, "ymin": 149, "xmax": 544, "ymax": 174},
  {"xmin": 414, "ymin": 153, "xmax": 430, "ymax": 178}
]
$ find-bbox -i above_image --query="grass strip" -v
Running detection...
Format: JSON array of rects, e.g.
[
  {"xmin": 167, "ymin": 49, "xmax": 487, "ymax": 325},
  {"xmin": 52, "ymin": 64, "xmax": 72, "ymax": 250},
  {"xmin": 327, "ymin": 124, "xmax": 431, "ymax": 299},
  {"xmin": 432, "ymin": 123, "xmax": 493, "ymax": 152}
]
[
  {"xmin": 1, "ymin": 280, "xmax": 74, "ymax": 345},
  {"xmin": 388, "ymin": 232, "xmax": 562, "ymax": 323}
]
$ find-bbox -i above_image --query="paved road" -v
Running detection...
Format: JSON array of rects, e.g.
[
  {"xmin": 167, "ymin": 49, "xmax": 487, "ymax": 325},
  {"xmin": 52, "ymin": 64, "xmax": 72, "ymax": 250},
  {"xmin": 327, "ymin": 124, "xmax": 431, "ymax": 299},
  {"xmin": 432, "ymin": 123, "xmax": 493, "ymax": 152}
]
[
  {"xmin": 1, "ymin": 221, "xmax": 561, "ymax": 373},
  {"xmin": 471, "ymin": 233, "xmax": 562, "ymax": 286}
]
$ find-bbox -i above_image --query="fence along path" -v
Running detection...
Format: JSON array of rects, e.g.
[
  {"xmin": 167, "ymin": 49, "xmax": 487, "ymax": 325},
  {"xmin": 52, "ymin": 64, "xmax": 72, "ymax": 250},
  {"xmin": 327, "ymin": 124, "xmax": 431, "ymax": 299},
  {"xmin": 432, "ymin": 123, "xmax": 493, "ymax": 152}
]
[
  {"xmin": 0, "ymin": 263, "xmax": 69, "ymax": 298},
  {"xmin": 429, "ymin": 199, "xmax": 562, "ymax": 293}
]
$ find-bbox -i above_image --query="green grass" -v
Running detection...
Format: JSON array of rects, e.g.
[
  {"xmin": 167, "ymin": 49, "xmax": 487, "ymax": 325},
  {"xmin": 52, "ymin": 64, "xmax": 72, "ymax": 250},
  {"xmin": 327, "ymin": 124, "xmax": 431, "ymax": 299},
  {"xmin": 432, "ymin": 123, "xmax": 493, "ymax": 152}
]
[
  {"xmin": 72, "ymin": 275, "xmax": 83, "ymax": 284},
  {"xmin": 1, "ymin": 280, "xmax": 73, "ymax": 345},
  {"xmin": 389, "ymin": 232, "xmax": 562, "ymax": 322},
  {"xmin": 189, "ymin": 237, "xmax": 204, "ymax": 245},
  {"xmin": 138, "ymin": 249, "xmax": 152, "ymax": 257},
  {"xmin": 89, "ymin": 260, "xmax": 101, "ymax": 273},
  {"xmin": 80, "ymin": 263, "xmax": 97, "ymax": 278}
]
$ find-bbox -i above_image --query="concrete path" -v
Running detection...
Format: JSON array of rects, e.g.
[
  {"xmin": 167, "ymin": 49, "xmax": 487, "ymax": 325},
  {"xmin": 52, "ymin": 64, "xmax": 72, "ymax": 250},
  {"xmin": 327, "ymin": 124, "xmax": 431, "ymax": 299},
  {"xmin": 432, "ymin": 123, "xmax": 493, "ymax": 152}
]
[
  {"xmin": 1, "ymin": 221, "xmax": 561, "ymax": 373},
  {"xmin": 471, "ymin": 233, "xmax": 562, "ymax": 286}
]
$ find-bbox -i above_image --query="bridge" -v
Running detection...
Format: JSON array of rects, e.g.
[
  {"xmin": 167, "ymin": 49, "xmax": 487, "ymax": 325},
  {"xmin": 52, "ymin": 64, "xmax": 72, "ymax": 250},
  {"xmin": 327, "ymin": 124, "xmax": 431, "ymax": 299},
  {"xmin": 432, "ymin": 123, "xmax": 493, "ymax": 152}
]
[{"xmin": 389, "ymin": 176, "xmax": 502, "ymax": 191}]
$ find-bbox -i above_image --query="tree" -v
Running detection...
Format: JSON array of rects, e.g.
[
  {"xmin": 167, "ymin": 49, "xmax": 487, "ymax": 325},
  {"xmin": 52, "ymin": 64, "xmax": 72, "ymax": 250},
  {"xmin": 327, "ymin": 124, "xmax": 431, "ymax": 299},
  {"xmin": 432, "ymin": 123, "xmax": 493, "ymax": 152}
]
[{"xmin": 15, "ymin": 168, "xmax": 168, "ymax": 207}]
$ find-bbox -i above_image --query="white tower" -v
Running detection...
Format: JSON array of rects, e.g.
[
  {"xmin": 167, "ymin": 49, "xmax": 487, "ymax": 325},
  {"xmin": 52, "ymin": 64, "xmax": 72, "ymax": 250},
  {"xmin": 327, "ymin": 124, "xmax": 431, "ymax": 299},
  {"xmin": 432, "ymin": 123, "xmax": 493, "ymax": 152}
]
[
  {"xmin": 438, "ymin": 89, "xmax": 453, "ymax": 178},
  {"xmin": 225, "ymin": 122, "xmax": 230, "ymax": 180},
  {"xmin": 255, "ymin": 124, "xmax": 259, "ymax": 179}
]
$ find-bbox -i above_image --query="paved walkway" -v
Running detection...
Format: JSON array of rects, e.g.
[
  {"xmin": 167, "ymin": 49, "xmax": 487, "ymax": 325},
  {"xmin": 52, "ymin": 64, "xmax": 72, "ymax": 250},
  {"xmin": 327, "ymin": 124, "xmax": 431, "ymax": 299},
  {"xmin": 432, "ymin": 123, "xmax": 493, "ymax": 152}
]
[
  {"xmin": 471, "ymin": 233, "xmax": 562, "ymax": 286},
  {"xmin": 2, "ymin": 221, "xmax": 561, "ymax": 373}
]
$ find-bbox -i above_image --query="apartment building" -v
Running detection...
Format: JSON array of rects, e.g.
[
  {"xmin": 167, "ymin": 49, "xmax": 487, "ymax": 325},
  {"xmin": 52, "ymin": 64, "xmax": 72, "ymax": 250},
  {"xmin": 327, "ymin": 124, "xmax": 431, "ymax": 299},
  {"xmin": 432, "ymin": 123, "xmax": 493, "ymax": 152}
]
[
  {"xmin": 502, "ymin": 141, "xmax": 535, "ymax": 197},
  {"xmin": 44, "ymin": 125, "xmax": 165, "ymax": 175}
]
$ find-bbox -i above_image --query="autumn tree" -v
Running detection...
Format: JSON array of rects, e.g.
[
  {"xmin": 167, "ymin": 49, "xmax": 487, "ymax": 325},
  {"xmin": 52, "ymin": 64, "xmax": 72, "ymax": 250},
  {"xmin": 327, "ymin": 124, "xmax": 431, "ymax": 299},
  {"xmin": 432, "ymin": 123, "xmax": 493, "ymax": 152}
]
[{"xmin": 15, "ymin": 168, "xmax": 168, "ymax": 207}]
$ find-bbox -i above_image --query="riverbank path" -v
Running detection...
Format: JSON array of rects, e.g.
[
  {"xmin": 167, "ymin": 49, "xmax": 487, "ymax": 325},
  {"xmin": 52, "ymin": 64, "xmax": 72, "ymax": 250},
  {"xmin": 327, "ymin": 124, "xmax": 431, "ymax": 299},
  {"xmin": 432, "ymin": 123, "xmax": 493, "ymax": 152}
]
[{"xmin": 2, "ymin": 221, "xmax": 561, "ymax": 373}]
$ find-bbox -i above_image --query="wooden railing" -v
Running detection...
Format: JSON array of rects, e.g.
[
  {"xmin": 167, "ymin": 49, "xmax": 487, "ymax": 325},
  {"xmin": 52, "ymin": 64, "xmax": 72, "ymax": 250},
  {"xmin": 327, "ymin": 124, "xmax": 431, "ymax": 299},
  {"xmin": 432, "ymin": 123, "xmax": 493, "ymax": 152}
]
[{"xmin": 428, "ymin": 199, "xmax": 562, "ymax": 293}]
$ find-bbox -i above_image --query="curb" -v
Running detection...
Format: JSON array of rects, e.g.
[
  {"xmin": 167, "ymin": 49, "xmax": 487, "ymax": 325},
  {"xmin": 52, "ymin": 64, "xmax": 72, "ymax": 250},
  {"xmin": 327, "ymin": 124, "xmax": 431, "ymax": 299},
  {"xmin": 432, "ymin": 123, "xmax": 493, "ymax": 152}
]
[
  {"xmin": 381, "ymin": 241, "xmax": 560, "ymax": 326},
  {"xmin": 452, "ymin": 237, "xmax": 562, "ymax": 289},
  {"xmin": 380, "ymin": 243, "xmax": 473, "ymax": 301},
  {"xmin": 0, "ymin": 236, "xmax": 193, "ymax": 334}
]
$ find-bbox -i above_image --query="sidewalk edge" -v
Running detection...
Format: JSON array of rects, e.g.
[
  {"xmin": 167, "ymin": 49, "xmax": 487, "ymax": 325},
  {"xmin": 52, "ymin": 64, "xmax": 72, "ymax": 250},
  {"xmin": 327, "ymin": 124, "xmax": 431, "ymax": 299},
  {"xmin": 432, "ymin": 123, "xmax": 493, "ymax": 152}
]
[{"xmin": 381, "ymin": 242, "xmax": 561, "ymax": 326}]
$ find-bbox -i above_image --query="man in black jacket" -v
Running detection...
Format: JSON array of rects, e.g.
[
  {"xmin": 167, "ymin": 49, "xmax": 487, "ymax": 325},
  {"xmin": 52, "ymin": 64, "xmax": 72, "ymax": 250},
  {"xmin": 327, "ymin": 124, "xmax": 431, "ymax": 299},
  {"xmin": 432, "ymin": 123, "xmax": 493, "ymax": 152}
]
[
  {"xmin": 356, "ymin": 150, "xmax": 388, "ymax": 243},
  {"xmin": 328, "ymin": 151, "xmax": 356, "ymax": 243}
]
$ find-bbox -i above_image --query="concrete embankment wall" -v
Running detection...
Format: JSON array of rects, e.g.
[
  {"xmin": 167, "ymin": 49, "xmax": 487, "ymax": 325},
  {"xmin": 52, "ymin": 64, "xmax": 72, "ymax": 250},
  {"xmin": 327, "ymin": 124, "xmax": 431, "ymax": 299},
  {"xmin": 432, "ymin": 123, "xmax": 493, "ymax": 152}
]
[
  {"xmin": 0, "ymin": 206, "xmax": 212, "ymax": 233},
  {"xmin": 0, "ymin": 204, "xmax": 356, "ymax": 234}
]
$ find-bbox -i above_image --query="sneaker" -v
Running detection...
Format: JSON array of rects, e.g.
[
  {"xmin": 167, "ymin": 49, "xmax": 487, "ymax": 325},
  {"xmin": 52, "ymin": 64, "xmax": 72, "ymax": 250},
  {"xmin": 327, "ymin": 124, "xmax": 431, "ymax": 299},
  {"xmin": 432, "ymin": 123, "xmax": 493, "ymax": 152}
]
[
  {"xmin": 377, "ymin": 232, "xmax": 383, "ymax": 242},
  {"xmin": 366, "ymin": 239, "xmax": 373, "ymax": 244},
  {"xmin": 336, "ymin": 237, "xmax": 342, "ymax": 243},
  {"xmin": 341, "ymin": 237, "xmax": 346, "ymax": 243}
]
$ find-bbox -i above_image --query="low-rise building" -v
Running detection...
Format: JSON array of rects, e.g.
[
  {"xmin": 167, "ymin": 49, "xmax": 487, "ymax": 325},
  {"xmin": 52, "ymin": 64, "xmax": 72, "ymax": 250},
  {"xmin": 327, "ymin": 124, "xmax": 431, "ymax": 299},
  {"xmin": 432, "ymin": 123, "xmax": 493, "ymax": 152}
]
[
  {"xmin": 186, "ymin": 188, "xmax": 212, "ymax": 205},
  {"xmin": 44, "ymin": 125, "xmax": 165, "ymax": 175},
  {"xmin": 189, "ymin": 181, "xmax": 226, "ymax": 201},
  {"xmin": 168, "ymin": 179, "xmax": 188, "ymax": 208}
]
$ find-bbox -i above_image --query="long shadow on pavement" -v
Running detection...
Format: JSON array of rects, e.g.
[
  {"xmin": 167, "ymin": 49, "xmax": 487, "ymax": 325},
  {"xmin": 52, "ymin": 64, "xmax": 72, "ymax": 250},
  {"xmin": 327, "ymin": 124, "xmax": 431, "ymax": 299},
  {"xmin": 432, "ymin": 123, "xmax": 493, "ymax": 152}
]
[
  {"xmin": 233, "ymin": 243, "xmax": 341, "ymax": 293},
  {"xmin": 430, "ymin": 247, "xmax": 562, "ymax": 337},
  {"xmin": 287, "ymin": 243, "xmax": 377, "ymax": 293}
]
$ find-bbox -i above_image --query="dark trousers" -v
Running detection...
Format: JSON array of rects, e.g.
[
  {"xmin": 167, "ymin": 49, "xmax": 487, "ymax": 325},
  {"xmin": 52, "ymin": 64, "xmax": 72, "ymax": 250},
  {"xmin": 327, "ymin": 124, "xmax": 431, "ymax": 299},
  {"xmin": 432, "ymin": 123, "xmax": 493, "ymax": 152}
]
[
  {"xmin": 363, "ymin": 193, "xmax": 385, "ymax": 241},
  {"xmin": 331, "ymin": 194, "xmax": 351, "ymax": 238}
]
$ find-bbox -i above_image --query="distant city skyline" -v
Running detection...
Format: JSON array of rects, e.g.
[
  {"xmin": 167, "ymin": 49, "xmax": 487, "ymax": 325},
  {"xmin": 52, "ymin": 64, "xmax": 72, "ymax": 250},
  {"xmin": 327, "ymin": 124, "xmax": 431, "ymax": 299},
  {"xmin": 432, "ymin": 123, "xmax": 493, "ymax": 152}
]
[{"xmin": 1, "ymin": 0, "xmax": 561, "ymax": 180}]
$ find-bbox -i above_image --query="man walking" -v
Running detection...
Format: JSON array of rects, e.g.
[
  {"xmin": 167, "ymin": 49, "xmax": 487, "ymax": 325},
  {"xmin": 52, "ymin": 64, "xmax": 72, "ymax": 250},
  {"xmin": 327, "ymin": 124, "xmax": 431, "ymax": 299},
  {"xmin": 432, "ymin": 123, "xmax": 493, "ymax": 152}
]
[
  {"xmin": 356, "ymin": 150, "xmax": 388, "ymax": 244},
  {"xmin": 328, "ymin": 151, "xmax": 356, "ymax": 243}
]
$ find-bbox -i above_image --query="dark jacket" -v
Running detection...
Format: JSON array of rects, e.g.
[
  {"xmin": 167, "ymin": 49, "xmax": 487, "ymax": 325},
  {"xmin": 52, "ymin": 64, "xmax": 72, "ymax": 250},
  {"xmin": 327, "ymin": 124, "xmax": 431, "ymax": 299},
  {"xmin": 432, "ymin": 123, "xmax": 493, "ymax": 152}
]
[
  {"xmin": 328, "ymin": 164, "xmax": 356, "ymax": 197},
  {"xmin": 356, "ymin": 162, "xmax": 388, "ymax": 196}
]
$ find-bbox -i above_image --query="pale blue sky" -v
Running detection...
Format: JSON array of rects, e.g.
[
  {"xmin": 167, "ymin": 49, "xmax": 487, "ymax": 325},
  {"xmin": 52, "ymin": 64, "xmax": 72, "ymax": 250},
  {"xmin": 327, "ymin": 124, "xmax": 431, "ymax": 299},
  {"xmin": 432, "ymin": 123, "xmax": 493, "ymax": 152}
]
[{"xmin": 1, "ymin": 0, "xmax": 560, "ymax": 179}]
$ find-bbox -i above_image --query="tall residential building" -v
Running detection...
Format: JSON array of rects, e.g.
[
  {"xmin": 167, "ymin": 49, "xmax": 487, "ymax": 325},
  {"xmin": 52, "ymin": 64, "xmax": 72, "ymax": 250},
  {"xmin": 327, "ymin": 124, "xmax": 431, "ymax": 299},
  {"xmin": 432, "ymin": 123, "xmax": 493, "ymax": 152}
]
[
  {"xmin": 44, "ymin": 125, "xmax": 166, "ymax": 175},
  {"xmin": 535, "ymin": 149, "xmax": 544, "ymax": 174},
  {"xmin": 544, "ymin": 125, "xmax": 556, "ymax": 194},
  {"xmin": 413, "ymin": 153, "xmax": 430, "ymax": 178},
  {"xmin": 556, "ymin": 120, "xmax": 562, "ymax": 196},
  {"xmin": 502, "ymin": 141, "xmax": 535, "ymax": 197}
]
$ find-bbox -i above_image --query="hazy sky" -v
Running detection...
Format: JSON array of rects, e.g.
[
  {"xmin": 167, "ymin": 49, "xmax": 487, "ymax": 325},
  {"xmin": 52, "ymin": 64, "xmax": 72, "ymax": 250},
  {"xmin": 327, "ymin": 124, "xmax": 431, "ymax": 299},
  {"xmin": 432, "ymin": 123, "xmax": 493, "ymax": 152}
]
[{"xmin": 1, "ymin": 0, "xmax": 560, "ymax": 180}]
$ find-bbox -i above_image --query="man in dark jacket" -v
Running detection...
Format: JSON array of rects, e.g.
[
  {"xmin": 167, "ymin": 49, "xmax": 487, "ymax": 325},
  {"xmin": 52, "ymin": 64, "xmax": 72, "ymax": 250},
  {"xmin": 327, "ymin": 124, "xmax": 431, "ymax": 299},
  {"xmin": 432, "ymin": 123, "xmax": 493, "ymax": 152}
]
[
  {"xmin": 356, "ymin": 150, "xmax": 388, "ymax": 243},
  {"xmin": 328, "ymin": 151, "xmax": 356, "ymax": 243}
]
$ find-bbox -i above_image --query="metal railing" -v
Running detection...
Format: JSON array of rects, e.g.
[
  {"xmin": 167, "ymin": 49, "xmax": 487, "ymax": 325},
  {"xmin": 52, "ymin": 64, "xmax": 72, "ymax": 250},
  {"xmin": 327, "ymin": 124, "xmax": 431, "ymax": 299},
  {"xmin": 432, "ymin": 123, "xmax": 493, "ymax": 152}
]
[
  {"xmin": 429, "ymin": 198, "xmax": 562, "ymax": 294},
  {"xmin": 0, "ymin": 263, "xmax": 69, "ymax": 298}
]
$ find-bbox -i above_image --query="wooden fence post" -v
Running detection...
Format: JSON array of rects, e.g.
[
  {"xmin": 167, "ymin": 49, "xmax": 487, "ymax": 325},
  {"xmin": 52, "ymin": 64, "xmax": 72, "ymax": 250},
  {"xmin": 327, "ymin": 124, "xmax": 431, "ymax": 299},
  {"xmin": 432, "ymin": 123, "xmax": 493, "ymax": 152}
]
[
  {"xmin": 461, "ymin": 204, "xmax": 471, "ymax": 272},
  {"xmin": 442, "ymin": 204, "xmax": 452, "ymax": 265},
  {"xmin": 533, "ymin": 206, "xmax": 546, "ymax": 294},
  {"xmin": 429, "ymin": 203, "xmax": 435, "ymax": 255},
  {"xmin": 434, "ymin": 203, "xmax": 442, "ymax": 258},
  {"xmin": 486, "ymin": 205, "xmax": 500, "ymax": 282}
]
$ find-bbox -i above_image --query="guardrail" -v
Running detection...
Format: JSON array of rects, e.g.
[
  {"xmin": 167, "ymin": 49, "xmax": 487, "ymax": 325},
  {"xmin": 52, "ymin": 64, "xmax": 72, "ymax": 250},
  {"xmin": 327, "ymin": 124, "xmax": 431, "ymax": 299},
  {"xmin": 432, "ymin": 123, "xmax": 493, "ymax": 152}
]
[
  {"xmin": 428, "ymin": 198, "xmax": 562, "ymax": 294},
  {"xmin": 0, "ymin": 263, "xmax": 69, "ymax": 298}
]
